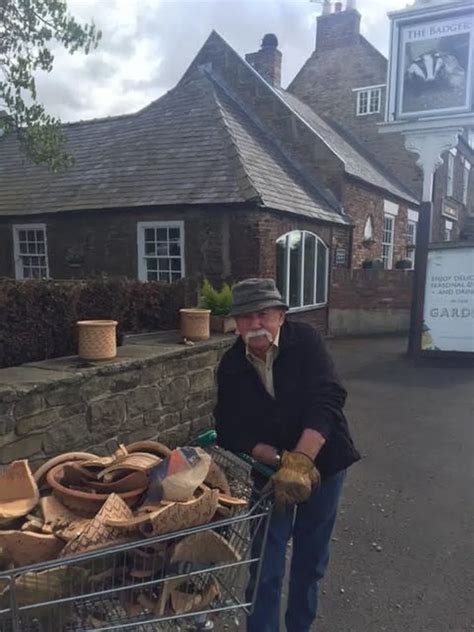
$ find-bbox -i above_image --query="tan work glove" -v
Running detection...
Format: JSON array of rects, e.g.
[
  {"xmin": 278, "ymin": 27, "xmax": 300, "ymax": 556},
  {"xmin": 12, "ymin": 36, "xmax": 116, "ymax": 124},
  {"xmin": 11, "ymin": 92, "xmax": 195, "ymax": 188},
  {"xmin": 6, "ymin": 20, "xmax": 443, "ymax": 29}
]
[{"xmin": 266, "ymin": 451, "xmax": 321, "ymax": 511}]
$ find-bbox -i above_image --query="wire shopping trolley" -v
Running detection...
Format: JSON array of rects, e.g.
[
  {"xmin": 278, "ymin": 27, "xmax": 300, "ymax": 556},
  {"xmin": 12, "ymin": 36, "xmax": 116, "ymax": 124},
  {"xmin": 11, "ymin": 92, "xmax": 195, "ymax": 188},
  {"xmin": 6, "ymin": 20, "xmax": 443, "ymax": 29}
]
[{"xmin": 0, "ymin": 431, "xmax": 273, "ymax": 632}]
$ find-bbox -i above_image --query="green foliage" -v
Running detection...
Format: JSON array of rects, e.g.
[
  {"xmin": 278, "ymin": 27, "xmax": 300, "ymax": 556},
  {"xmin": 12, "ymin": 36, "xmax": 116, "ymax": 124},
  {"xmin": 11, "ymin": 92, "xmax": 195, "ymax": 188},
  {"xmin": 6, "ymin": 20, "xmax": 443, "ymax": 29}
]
[
  {"xmin": 0, "ymin": 278, "xmax": 186, "ymax": 368},
  {"xmin": 198, "ymin": 278, "xmax": 232, "ymax": 316},
  {"xmin": 0, "ymin": 0, "xmax": 101, "ymax": 170}
]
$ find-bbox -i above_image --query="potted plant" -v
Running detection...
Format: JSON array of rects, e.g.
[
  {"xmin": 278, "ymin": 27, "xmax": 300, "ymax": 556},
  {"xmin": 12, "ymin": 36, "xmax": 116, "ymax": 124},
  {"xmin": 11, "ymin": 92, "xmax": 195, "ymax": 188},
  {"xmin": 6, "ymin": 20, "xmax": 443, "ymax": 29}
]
[
  {"xmin": 395, "ymin": 259, "xmax": 413, "ymax": 269},
  {"xmin": 362, "ymin": 259, "xmax": 384, "ymax": 269},
  {"xmin": 198, "ymin": 279, "xmax": 236, "ymax": 334}
]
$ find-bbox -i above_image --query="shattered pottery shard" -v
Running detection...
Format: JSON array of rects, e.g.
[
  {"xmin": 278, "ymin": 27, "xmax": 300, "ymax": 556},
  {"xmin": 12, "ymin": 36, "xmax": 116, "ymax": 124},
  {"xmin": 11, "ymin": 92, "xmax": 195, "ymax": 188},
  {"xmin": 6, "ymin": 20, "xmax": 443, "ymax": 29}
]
[{"xmin": 0, "ymin": 460, "xmax": 39, "ymax": 524}]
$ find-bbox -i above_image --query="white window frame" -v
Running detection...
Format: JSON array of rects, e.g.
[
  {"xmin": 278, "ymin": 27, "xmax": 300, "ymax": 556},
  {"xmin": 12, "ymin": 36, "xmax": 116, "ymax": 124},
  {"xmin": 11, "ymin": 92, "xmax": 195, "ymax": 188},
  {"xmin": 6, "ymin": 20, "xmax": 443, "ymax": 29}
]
[
  {"xmin": 462, "ymin": 160, "xmax": 471, "ymax": 206},
  {"xmin": 137, "ymin": 221, "xmax": 185, "ymax": 283},
  {"xmin": 354, "ymin": 85, "xmax": 384, "ymax": 116},
  {"xmin": 446, "ymin": 149, "xmax": 456, "ymax": 198},
  {"xmin": 382, "ymin": 203, "xmax": 396, "ymax": 270},
  {"xmin": 276, "ymin": 230, "xmax": 329, "ymax": 311},
  {"xmin": 12, "ymin": 223, "xmax": 49, "ymax": 280}
]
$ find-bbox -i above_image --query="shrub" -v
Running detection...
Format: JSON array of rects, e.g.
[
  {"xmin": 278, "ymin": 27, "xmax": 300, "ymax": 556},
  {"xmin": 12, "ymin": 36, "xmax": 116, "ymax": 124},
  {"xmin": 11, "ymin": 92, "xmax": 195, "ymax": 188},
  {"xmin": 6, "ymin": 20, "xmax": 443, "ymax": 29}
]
[
  {"xmin": 198, "ymin": 279, "xmax": 232, "ymax": 316},
  {"xmin": 0, "ymin": 278, "xmax": 186, "ymax": 368}
]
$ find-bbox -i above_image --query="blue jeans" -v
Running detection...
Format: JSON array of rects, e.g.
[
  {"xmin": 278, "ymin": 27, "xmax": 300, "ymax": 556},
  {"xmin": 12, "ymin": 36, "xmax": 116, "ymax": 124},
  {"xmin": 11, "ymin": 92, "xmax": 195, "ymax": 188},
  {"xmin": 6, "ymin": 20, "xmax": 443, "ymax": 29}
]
[{"xmin": 246, "ymin": 470, "xmax": 346, "ymax": 632}]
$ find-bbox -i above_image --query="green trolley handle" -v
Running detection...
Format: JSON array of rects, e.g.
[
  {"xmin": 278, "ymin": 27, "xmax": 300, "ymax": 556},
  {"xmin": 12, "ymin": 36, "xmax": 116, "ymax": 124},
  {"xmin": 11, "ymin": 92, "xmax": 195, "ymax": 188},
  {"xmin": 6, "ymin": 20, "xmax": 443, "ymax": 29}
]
[{"xmin": 195, "ymin": 429, "xmax": 274, "ymax": 479}]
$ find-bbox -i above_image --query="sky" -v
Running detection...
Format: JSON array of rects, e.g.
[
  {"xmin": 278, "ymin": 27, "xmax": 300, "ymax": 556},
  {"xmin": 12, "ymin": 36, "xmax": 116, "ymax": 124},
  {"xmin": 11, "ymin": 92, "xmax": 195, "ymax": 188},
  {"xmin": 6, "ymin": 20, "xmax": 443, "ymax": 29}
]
[{"xmin": 35, "ymin": 0, "xmax": 410, "ymax": 123}]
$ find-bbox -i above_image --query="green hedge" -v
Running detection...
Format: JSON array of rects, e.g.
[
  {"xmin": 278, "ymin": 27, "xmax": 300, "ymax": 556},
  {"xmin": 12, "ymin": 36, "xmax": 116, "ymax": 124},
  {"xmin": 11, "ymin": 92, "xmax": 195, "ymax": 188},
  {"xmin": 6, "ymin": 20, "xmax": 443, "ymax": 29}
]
[{"xmin": 0, "ymin": 278, "xmax": 186, "ymax": 369}]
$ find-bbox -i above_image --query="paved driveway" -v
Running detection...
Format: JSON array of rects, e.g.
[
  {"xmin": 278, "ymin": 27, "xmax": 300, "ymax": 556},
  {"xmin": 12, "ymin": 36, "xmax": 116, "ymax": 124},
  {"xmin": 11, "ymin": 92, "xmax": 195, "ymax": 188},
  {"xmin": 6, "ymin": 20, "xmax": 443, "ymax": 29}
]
[{"xmin": 314, "ymin": 336, "xmax": 474, "ymax": 632}]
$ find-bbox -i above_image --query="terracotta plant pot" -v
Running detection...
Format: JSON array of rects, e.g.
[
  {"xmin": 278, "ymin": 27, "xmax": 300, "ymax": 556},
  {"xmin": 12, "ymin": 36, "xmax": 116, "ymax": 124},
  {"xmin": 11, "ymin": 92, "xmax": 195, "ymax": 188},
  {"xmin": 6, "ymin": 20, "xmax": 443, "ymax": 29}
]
[
  {"xmin": 210, "ymin": 314, "xmax": 236, "ymax": 334},
  {"xmin": 0, "ymin": 460, "xmax": 40, "ymax": 524},
  {"xmin": 179, "ymin": 308, "xmax": 211, "ymax": 342},
  {"xmin": 46, "ymin": 463, "xmax": 147, "ymax": 517},
  {"xmin": 77, "ymin": 320, "xmax": 118, "ymax": 361}
]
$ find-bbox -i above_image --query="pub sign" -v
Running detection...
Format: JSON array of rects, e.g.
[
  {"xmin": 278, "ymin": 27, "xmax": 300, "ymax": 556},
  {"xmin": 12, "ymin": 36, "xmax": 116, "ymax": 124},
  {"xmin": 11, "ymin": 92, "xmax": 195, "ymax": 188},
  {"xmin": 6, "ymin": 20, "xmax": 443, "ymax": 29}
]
[{"xmin": 387, "ymin": 2, "xmax": 474, "ymax": 121}]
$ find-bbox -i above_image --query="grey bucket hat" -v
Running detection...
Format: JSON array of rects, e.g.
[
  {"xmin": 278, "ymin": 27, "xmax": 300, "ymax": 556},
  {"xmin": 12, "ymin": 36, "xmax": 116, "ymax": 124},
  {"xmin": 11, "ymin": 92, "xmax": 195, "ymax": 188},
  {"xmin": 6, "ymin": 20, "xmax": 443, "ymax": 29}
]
[{"xmin": 229, "ymin": 278, "xmax": 288, "ymax": 317}]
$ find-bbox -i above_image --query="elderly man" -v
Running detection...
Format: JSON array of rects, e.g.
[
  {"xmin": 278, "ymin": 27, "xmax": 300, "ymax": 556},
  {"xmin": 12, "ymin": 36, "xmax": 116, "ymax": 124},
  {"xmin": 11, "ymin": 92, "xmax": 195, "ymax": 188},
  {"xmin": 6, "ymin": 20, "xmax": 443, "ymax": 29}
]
[{"xmin": 214, "ymin": 278, "xmax": 360, "ymax": 632}]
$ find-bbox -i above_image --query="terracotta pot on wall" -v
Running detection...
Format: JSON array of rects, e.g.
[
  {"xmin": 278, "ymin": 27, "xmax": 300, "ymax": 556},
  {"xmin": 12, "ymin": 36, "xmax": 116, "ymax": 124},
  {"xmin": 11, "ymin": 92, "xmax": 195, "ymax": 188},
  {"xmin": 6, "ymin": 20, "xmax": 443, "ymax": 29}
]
[
  {"xmin": 210, "ymin": 315, "xmax": 236, "ymax": 334},
  {"xmin": 179, "ymin": 309, "xmax": 211, "ymax": 341},
  {"xmin": 77, "ymin": 320, "xmax": 118, "ymax": 361}
]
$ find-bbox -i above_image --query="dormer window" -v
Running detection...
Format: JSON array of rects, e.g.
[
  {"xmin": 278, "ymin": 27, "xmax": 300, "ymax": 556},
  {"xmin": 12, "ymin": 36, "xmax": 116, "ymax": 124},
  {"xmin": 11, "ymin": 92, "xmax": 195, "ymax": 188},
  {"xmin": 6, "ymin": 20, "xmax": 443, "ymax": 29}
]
[{"xmin": 355, "ymin": 85, "xmax": 383, "ymax": 116}]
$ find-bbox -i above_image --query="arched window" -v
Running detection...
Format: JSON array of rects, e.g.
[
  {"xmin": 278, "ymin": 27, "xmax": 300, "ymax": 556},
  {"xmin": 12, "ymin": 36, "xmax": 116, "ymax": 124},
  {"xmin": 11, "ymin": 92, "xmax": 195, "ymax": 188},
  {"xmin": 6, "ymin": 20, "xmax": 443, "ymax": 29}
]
[{"xmin": 276, "ymin": 231, "xmax": 329, "ymax": 309}]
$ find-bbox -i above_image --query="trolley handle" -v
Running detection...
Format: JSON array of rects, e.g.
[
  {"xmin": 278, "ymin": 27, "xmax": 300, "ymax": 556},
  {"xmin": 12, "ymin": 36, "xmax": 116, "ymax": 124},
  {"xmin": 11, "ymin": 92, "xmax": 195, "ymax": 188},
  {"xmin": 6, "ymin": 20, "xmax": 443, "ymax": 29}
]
[{"xmin": 195, "ymin": 429, "xmax": 274, "ymax": 479}]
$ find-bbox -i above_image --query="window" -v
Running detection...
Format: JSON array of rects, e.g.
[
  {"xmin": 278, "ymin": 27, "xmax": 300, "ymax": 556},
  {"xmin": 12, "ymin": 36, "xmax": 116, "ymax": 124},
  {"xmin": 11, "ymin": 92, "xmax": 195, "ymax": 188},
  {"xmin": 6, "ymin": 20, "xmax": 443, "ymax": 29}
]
[
  {"xmin": 462, "ymin": 160, "xmax": 471, "ymax": 206},
  {"xmin": 444, "ymin": 220, "xmax": 453, "ymax": 242},
  {"xmin": 13, "ymin": 224, "xmax": 49, "ymax": 279},
  {"xmin": 382, "ymin": 215, "xmax": 395, "ymax": 269},
  {"xmin": 355, "ymin": 86, "xmax": 382, "ymax": 116},
  {"xmin": 407, "ymin": 221, "xmax": 417, "ymax": 268},
  {"xmin": 446, "ymin": 149, "xmax": 456, "ymax": 198},
  {"xmin": 276, "ymin": 231, "xmax": 328, "ymax": 310},
  {"xmin": 137, "ymin": 221, "xmax": 184, "ymax": 282}
]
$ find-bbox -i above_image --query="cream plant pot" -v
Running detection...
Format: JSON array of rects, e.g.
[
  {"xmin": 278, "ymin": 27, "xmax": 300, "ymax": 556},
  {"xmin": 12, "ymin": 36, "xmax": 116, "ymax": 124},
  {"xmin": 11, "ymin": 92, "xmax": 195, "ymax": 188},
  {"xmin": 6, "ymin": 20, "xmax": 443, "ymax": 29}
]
[
  {"xmin": 77, "ymin": 320, "xmax": 118, "ymax": 361},
  {"xmin": 179, "ymin": 308, "xmax": 211, "ymax": 341}
]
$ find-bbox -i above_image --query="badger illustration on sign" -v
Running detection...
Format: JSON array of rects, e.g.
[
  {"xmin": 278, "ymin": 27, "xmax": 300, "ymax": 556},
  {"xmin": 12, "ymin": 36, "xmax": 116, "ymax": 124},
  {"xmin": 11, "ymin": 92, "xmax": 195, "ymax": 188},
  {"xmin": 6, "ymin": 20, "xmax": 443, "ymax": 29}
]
[{"xmin": 406, "ymin": 51, "xmax": 465, "ymax": 89}]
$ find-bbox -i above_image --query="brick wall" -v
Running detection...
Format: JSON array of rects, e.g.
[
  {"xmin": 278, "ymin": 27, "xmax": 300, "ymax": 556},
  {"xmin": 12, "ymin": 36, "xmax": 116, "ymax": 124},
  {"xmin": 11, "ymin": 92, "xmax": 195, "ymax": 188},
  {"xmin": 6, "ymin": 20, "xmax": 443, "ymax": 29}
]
[
  {"xmin": 342, "ymin": 181, "xmax": 411, "ymax": 268},
  {"xmin": 329, "ymin": 268, "xmax": 413, "ymax": 335},
  {"xmin": 289, "ymin": 12, "xmax": 422, "ymax": 198},
  {"xmin": 0, "ymin": 204, "xmax": 350, "ymax": 334}
]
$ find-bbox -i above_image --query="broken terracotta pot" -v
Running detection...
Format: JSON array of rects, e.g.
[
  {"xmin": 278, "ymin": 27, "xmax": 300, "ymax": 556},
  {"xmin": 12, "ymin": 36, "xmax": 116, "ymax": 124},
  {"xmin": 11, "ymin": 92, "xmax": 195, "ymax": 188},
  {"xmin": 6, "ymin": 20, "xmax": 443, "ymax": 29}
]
[
  {"xmin": 33, "ymin": 452, "xmax": 99, "ymax": 488},
  {"xmin": 87, "ymin": 470, "xmax": 148, "ymax": 494},
  {"xmin": 0, "ymin": 460, "xmax": 40, "ymax": 525},
  {"xmin": 98, "ymin": 453, "xmax": 161, "ymax": 480},
  {"xmin": 204, "ymin": 460, "xmax": 231, "ymax": 496},
  {"xmin": 0, "ymin": 565, "xmax": 89, "ymax": 609},
  {"xmin": 126, "ymin": 440, "xmax": 172, "ymax": 458},
  {"xmin": 140, "ymin": 487, "xmax": 219, "ymax": 537},
  {"xmin": 217, "ymin": 493, "xmax": 248, "ymax": 508},
  {"xmin": 40, "ymin": 495, "xmax": 89, "ymax": 541},
  {"xmin": 46, "ymin": 463, "xmax": 146, "ymax": 517},
  {"xmin": 159, "ymin": 530, "xmax": 239, "ymax": 616},
  {"xmin": 0, "ymin": 530, "xmax": 64, "ymax": 567},
  {"xmin": 60, "ymin": 493, "xmax": 135, "ymax": 558}
]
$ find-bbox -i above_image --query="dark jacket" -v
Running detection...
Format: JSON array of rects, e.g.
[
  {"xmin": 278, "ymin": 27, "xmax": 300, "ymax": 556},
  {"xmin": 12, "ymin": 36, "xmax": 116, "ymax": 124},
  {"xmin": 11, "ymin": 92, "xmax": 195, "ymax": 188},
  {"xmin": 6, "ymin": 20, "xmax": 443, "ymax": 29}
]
[{"xmin": 214, "ymin": 320, "xmax": 360, "ymax": 480}]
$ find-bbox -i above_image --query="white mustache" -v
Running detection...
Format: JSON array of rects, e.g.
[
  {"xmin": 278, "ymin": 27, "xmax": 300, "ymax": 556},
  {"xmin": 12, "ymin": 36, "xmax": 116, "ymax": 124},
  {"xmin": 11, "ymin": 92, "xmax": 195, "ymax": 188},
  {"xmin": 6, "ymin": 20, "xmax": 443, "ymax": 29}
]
[{"xmin": 245, "ymin": 329, "xmax": 273, "ymax": 343}]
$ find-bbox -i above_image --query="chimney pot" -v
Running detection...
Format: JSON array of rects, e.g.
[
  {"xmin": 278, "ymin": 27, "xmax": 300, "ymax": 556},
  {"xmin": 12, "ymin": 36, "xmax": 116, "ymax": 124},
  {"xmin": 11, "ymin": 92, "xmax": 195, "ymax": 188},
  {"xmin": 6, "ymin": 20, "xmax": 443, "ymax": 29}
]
[
  {"xmin": 245, "ymin": 35, "xmax": 282, "ymax": 88},
  {"xmin": 335, "ymin": 2, "xmax": 343, "ymax": 12},
  {"xmin": 322, "ymin": 0, "xmax": 331, "ymax": 15}
]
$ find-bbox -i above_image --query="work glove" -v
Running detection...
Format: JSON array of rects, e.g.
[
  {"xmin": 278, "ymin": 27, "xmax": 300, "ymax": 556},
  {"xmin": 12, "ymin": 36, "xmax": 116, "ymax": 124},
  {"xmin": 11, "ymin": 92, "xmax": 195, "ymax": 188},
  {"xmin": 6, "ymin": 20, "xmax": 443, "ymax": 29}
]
[{"xmin": 265, "ymin": 451, "xmax": 320, "ymax": 511}]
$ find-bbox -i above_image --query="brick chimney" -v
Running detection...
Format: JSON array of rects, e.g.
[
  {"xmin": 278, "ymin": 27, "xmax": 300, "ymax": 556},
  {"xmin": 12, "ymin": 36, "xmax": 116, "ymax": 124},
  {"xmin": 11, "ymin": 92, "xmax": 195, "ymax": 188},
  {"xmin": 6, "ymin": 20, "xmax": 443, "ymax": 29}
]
[
  {"xmin": 316, "ymin": 2, "xmax": 361, "ymax": 51},
  {"xmin": 245, "ymin": 34, "xmax": 282, "ymax": 88}
]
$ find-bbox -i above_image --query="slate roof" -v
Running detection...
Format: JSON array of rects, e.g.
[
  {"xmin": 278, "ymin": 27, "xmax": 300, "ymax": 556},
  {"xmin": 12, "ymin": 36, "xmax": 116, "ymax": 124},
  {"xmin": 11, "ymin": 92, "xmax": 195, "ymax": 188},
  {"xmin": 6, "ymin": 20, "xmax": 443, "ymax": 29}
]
[
  {"xmin": 0, "ymin": 70, "xmax": 346, "ymax": 224},
  {"xmin": 274, "ymin": 89, "xmax": 418, "ymax": 205}
]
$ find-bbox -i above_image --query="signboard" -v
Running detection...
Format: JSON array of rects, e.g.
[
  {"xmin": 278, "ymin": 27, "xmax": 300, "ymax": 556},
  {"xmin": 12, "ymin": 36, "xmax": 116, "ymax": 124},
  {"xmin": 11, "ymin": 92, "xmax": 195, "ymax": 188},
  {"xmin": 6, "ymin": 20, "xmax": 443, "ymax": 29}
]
[
  {"xmin": 387, "ymin": 3, "xmax": 474, "ymax": 122},
  {"xmin": 422, "ymin": 245, "xmax": 474, "ymax": 352},
  {"xmin": 335, "ymin": 247, "xmax": 347, "ymax": 266},
  {"xmin": 441, "ymin": 201, "xmax": 459, "ymax": 219}
]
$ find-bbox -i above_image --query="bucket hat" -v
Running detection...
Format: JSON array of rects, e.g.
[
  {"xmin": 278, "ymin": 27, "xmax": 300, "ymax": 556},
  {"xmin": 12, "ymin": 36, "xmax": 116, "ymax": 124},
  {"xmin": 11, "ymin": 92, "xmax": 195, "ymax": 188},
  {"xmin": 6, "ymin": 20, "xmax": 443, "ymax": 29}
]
[{"xmin": 229, "ymin": 278, "xmax": 288, "ymax": 317}]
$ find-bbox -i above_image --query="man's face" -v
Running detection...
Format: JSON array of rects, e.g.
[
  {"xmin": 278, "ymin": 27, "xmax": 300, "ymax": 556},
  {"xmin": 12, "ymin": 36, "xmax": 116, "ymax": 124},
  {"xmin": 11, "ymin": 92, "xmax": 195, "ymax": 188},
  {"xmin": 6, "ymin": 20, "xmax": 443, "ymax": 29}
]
[{"xmin": 235, "ymin": 307, "xmax": 286, "ymax": 356}]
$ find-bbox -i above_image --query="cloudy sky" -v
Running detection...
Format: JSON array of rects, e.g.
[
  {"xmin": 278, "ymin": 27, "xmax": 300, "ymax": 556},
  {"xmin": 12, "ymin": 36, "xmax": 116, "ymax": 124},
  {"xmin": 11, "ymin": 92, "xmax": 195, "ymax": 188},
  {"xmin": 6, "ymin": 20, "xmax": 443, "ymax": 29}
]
[{"xmin": 36, "ymin": 0, "xmax": 409, "ymax": 123}]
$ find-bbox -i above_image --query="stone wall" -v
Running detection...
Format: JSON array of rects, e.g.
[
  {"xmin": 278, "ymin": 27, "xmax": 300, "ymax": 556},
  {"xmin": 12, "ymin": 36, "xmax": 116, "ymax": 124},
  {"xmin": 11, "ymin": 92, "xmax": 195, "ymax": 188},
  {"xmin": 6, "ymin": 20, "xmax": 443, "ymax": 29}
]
[
  {"xmin": 0, "ymin": 333, "xmax": 233, "ymax": 468},
  {"xmin": 329, "ymin": 268, "xmax": 413, "ymax": 336}
]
